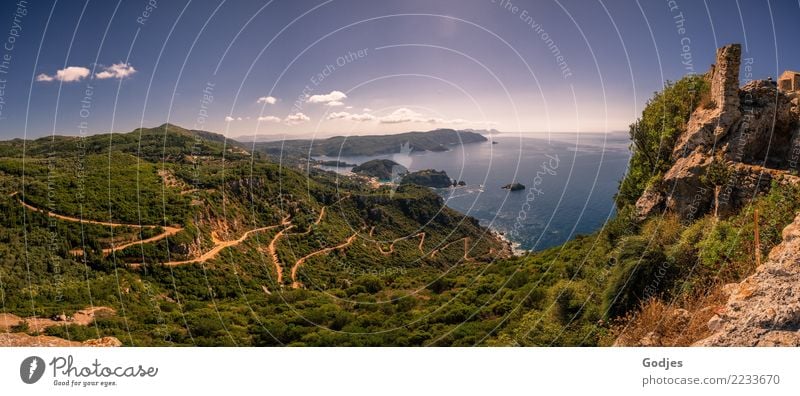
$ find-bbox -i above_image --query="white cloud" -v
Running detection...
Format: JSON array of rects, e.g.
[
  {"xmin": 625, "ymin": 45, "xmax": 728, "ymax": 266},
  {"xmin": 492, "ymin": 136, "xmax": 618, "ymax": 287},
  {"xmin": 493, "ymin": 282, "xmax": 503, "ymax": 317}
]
[
  {"xmin": 362, "ymin": 108, "xmax": 372, "ymax": 112},
  {"xmin": 345, "ymin": 106, "xmax": 353, "ymax": 109},
  {"xmin": 326, "ymin": 112, "xmax": 350, "ymax": 120},
  {"xmin": 325, "ymin": 100, "xmax": 345, "ymax": 107},
  {"xmin": 326, "ymin": 111, "xmax": 376, "ymax": 122},
  {"xmin": 307, "ymin": 90, "xmax": 347, "ymax": 104},
  {"xmin": 37, "ymin": 66, "xmax": 91, "ymax": 83},
  {"xmin": 378, "ymin": 108, "xmax": 424, "ymax": 124},
  {"xmin": 377, "ymin": 108, "xmax": 470, "ymax": 125},
  {"xmin": 95, "ymin": 63, "xmax": 136, "ymax": 79},
  {"xmin": 285, "ymin": 112, "xmax": 310, "ymax": 125},
  {"xmin": 257, "ymin": 96, "xmax": 277, "ymax": 104},
  {"xmin": 257, "ymin": 116, "xmax": 282, "ymax": 123},
  {"xmin": 350, "ymin": 113, "xmax": 376, "ymax": 122},
  {"xmin": 57, "ymin": 66, "xmax": 91, "ymax": 82},
  {"xmin": 225, "ymin": 116, "xmax": 235, "ymax": 122}
]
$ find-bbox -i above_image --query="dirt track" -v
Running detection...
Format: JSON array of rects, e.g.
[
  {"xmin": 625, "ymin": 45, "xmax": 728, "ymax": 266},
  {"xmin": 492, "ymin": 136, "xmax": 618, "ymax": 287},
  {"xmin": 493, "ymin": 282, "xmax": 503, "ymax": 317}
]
[
  {"xmin": 130, "ymin": 225, "xmax": 281, "ymax": 268},
  {"xmin": 291, "ymin": 232, "xmax": 359, "ymax": 289},
  {"xmin": 430, "ymin": 237, "xmax": 473, "ymax": 261},
  {"xmin": 14, "ymin": 192, "xmax": 184, "ymax": 256}
]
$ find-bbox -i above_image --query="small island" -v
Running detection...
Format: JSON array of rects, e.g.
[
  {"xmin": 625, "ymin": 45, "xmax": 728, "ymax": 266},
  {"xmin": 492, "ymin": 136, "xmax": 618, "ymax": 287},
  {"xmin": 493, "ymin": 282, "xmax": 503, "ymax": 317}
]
[
  {"xmin": 502, "ymin": 182, "xmax": 525, "ymax": 191},
  {"xmin": 401, "ymin": 169, "xmax": 455, "ymax": 188},
  {"xmin": 352, "ymin": 159, "xmax": 407, "ymax": 180}
]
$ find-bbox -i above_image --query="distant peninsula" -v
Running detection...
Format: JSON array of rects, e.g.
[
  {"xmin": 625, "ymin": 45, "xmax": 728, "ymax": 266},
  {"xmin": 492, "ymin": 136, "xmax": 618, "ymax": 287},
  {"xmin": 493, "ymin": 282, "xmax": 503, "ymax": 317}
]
[
  {"xmin": 253, "ymin": 129, "xmax": 487, "ymax": 158},
  {"xmin": 352, "ymin": 162, "xmax": 461, "ymax": 189}
]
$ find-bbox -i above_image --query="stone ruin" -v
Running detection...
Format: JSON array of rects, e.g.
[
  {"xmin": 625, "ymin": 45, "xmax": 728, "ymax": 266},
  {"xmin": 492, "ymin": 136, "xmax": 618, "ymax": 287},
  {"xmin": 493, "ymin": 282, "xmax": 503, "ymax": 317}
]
[
  {"xmin": 636, "ymin": 43, "xmax": 800, "ymax": 220},
  {"xmin": 778, "ymin": 70, "xmax": 800, "ymax": 93}
]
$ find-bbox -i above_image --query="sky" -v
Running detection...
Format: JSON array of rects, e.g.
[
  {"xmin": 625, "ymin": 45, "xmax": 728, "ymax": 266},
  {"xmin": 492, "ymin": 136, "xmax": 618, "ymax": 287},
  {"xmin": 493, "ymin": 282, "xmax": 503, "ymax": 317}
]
[{"xmin": 0, "ymin": 0, "xmax": 798, "ymax": 139}]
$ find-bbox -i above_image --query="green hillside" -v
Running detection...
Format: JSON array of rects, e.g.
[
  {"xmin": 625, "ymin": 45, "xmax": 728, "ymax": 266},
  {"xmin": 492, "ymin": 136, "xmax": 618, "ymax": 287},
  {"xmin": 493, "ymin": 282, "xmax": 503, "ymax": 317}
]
[{"xmin": 0, "ymin": 123, "xmax": 513, "ymax": 346}]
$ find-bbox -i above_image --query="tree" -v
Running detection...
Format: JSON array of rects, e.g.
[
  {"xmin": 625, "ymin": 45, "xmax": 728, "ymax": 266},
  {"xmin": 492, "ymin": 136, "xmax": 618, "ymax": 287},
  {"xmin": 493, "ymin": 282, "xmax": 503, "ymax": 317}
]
[
  {"xmin": 617, "ymin": 75, "xmax": 710, "ymax": 208},
  {"xmin": 703, "ymin": 155, "xmax": 731, "ymax": 219}
]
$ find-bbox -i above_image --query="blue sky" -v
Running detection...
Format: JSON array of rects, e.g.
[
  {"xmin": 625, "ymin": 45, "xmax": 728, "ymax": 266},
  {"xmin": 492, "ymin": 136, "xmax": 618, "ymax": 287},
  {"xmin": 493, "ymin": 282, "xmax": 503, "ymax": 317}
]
[{"xmin": 0, "ymin": 0, "xmax": 798, "ymax": 139}]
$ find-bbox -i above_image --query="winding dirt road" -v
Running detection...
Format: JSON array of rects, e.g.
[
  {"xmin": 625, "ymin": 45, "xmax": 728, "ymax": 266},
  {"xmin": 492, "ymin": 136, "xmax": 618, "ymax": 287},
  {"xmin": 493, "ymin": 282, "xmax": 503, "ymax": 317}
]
[
  {"xmin": 430, "ymin": 237, "xmax": 473, "ymax": 261},
  {"xmin": 266, "ymin": 225, "xmax": 294, "ymax": 283},
  {"xmin": 130, "ymin": 224, "xmax": 281, "ymax": 268},
  {"xmin": 99, "ymin": 227, "xmax": 183, "ymax": 256},
  {"xmin": 290, "ymin": 232, "xmax": 359, "ymax": 289},
  {"xmin": 378, "ymin": 232, "xmax": 426, "ymax": 255},
  {"xmin": 14, "ymin": 192, "xmax": 184, "ymax": 256}
]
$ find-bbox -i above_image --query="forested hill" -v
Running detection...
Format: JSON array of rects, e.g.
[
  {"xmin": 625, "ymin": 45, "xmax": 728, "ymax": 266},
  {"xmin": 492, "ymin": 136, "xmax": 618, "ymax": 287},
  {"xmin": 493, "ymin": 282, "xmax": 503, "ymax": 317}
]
[
  {"xmin": 0, "ymin": 123, "xmax": 249, "ymax": 162},
  {"xmin": 252, "ymin": 128, "xmax": 487, "ymax": 158},
  {"xmin": 0, "ymin": 123, "xmax": 513, "ymax": 346}
]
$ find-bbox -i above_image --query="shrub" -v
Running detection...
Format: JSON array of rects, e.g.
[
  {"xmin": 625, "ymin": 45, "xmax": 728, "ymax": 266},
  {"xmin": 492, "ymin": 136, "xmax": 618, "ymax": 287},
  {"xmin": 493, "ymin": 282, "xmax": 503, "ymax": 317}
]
[
  {"xmin": 603, "ymin": 236, "xmax": 670, "ymax": 318},
  {"xmin": 354, "ymin": 275, "xmax": 383, "ymax": 293},
  {"xmin": 550, "ymin": 280, "xmax": 591, "ymax": 324}
]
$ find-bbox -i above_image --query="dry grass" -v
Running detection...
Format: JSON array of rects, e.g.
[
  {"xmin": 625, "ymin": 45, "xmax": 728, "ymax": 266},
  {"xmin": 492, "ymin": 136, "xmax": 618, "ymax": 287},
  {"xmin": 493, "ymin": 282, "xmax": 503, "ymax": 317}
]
[{"xmin": 611, "ymin": 286, "xmax": 727, "ymax": 346}]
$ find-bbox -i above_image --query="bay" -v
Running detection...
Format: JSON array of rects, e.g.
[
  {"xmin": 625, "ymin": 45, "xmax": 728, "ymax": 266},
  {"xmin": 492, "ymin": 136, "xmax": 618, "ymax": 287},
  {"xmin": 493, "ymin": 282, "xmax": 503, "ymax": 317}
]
[{"xmin": 315, "ymin": 132, "xmax": 631, "ymax": 251}]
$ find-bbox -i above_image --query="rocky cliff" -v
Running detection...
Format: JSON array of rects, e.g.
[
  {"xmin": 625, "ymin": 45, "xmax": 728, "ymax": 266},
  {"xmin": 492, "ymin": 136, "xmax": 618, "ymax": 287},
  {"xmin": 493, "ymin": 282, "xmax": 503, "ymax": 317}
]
[
  {"xmin": 696, "ymin": 213, "xmax": 800, "ymax": 346},
  {"xmin": 636, "ymin": 44, "xmax": 800, "ymax": 220},
  {"xmin": 629, "ymin": 44, "xmax": 800, "ymax": 347}
]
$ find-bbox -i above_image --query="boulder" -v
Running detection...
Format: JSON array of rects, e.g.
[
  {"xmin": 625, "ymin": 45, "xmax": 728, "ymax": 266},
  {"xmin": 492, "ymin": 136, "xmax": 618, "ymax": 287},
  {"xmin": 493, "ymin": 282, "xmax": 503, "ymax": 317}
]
[
  {"xmin": 637, "ymin": 150, "xmax": 712, "ymax": 220},
  {"xmin": 502, "ymin": 183, "xmax": 525, "ymax": 191}
]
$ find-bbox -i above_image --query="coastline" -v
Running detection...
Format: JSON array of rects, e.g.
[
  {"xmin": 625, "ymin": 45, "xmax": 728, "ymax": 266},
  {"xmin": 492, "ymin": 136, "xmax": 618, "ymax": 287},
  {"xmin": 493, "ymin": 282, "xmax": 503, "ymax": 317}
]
[{"xmin": 489, "ymin": 227, "xmax": 526, "ymax": 257}]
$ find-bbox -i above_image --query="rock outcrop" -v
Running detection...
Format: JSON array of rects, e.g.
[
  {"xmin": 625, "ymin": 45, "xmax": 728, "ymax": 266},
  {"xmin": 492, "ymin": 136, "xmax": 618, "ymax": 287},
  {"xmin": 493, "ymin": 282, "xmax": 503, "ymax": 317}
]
[
  {"xmin": 637, "ymin": 43, "xmax": 800, "ymax": 220},
  {"xmin": 673, "ymin": 44, "xmax": 742, "ymax": 158},
  {"xmin": 0, "ymin": 333, "xmax": 122, "ymax": 347},
  {"xmin": 695, "ymin": 214, "xmax": 800, "ymax": 346}
]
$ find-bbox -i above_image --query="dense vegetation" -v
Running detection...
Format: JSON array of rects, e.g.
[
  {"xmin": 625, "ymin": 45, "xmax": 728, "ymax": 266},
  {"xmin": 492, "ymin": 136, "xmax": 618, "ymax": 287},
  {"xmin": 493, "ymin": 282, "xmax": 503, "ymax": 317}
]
[
  {"xmin": 0, "ymin": 124, "xmax": 513, "ymax": 346},
  {"xmin": 616, "ymin": 75, "xmax": 709, "ymax": 207}
]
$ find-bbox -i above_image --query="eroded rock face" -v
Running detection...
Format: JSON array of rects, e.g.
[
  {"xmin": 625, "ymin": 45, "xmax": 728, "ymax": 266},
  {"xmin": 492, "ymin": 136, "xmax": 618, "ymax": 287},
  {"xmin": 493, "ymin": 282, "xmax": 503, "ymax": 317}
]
[
  {"xmin": 637, "ymin": 43, "xmax": 800, "ymax": 220},
  {"xmin": 721, "ymin": 80, "xmax": 798, "ymax": 168},
  {"xmin": 0, "ymin": 333, "xmax": 123, "ymax": 347},
  {"xmin": 695, "ymin": 214, "xmax": 800, "ymax": 346},
  {"xmin": 662, "ymin": 151, "xmax": 713, "ymax": 220},
  {"xmin": 634, "ymin": 187, "xmax": 664, "ymax": 219}
]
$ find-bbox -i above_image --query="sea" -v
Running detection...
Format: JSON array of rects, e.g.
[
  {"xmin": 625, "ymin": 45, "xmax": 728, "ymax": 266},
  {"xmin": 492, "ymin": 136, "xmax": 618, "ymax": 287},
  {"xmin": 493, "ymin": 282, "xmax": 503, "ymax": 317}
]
[{"xmin": 314, "ymin": 132, "xmax": 631, "ymax": 251}]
